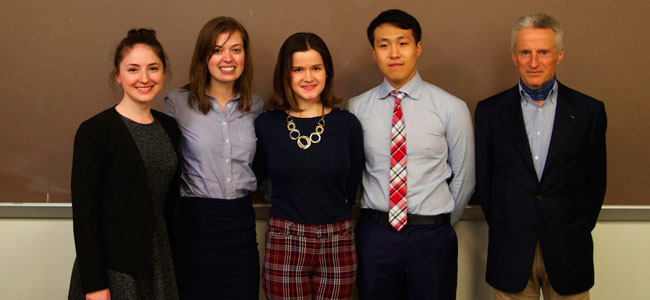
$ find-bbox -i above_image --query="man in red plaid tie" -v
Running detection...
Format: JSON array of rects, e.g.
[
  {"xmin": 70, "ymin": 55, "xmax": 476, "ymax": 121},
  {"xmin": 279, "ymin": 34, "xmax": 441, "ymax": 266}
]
[{"xmin": 348, "ymin": 9, "xmax": 475, "ymax": 300}]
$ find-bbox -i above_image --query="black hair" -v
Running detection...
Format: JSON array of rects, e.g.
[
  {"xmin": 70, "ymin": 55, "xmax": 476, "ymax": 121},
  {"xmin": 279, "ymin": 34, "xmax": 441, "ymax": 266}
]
[{"xmin": 366, "ymin": 9, "xmax": 422, "ymax": 47}]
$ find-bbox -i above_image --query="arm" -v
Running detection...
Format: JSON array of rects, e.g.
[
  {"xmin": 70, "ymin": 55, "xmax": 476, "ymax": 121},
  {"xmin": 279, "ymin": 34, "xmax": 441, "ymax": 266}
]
[
  {"xmin": 252, "ymin": 116, "xmax": 268, "ymax": 188},
  {"xmin": 85, "ymin": 288, "xmax": 110, "ymax": 300},
  {"xmin": 446, "ymin": 101, "xmax": 476, "ymax": 224},
  {"xmin": 346, "ymin": 114, "xmax": 365, "ymax": 207},
  {"xmin": 71, "ymin": 121, "xmax": 108, "ymax": 293},
  {"xmin": 586, "ymin": 102, "xmax": 607, "ymax": 229},
  {"xmin": 162, "ymin": 93, "xmax": 176, "ymax": 118},
  {"xmin": 474, "ymin": 101, "xmax": 492, "ymax": 225}
]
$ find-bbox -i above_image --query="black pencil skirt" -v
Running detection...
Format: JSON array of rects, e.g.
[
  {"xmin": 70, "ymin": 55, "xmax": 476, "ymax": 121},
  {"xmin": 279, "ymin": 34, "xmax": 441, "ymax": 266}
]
[{"xmin": 177, "ymin": 195, "xmax": 260, "ymax": 300}]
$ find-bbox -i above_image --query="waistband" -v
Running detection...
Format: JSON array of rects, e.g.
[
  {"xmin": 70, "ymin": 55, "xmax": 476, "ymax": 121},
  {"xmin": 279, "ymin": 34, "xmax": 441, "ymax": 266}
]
[
  {"xmin": 359, "ymin": 208, "xmax": 450, "ymax": 225},
  {"xmin": 267, "ymin": 216, "xmax": 352, "ymax": 237}
]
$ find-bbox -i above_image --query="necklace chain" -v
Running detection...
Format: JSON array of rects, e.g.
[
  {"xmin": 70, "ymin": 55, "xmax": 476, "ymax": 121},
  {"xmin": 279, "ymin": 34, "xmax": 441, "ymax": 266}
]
[{"xmin": 286, "ymin": 109, "xmax": 325, "ymax": 150}]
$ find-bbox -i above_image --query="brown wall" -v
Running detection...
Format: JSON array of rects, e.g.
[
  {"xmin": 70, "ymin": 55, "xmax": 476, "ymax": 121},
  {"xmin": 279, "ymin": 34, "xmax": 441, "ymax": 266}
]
[{"xmin": 1, "ymin": 0, "xmax": 648, "ymax": 204}]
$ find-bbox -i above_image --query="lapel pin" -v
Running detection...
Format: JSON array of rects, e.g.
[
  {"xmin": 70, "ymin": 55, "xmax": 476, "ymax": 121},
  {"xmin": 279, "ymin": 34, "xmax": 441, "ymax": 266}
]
[{"xmin": 570, "ymin": 115, "xmax": 575, "ymax": 119}]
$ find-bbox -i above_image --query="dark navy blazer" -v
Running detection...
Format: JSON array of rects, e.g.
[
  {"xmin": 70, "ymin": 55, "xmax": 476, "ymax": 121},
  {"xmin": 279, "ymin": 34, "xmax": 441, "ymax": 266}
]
[{"xmin": 475, "ymin": 82, "xmax": 607, "ymax": 294}]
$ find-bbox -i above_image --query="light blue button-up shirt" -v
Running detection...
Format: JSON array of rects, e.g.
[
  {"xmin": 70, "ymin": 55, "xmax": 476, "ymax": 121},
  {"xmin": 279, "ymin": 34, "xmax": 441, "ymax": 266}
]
[
  {"xmin": 163, "ymin": 88, "xmax": 263, "ymax": 199},
  {"xmin": 348, "ymin": 73, "xmax": 475, "ymax": 224},
  {"xmin": 519, "ymin": 81, "xmax": 558, "ymax": 180}
]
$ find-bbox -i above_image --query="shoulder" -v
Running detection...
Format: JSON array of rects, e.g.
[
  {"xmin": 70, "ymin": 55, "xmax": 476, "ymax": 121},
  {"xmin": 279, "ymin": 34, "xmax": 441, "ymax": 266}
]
[
  {"xmin": 254, "ymin": 109, "xmax": 283, "ymax": 126},
  {"xmin": 151, "ymin": 109, "xmax": 177, "ymax": 126},
  {"xmin": 165, "ymin": 87, "xmax": 190, "ymax": 102},
  {"xmin": 348, "ymin": 85, "xmax": 382, "ymax": 112},
  {"xmin": 558, "ymin": 83, "xmax": 604, "ymax": 109},
  {"xmin": 419, "ymin": 81, "xmax": 466, "ymax": 106},
  {"xmin": 249, "ymin": 93, "xmax": 265, "ymax": 113},
  {"xmin": 476, "ymin": 85, "xmax": 519, "ymax": 113},
  {"xmin": 77, "ymin": 107, "xmax": 118, "ymax": 131},
  {"xmin": 331, "ymin": 108, "xmax": 360, "ymax": 124},
  {"xmin": 74, "ymin": 107, "xmax": 119, "ymax": 143}
]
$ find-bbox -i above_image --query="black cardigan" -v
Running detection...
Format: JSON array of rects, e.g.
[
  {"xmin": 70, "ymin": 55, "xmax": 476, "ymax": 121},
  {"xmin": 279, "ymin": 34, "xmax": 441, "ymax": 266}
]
[{"xmin": 71, "ymin": 107, "xmax": 180, "ymax": 293}]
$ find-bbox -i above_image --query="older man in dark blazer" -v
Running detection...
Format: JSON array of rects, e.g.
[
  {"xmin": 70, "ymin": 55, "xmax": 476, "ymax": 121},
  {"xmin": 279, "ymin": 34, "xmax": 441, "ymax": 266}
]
[{"xmin": 475, "ymin": 13, "xmax": 607, "ymax": 300}]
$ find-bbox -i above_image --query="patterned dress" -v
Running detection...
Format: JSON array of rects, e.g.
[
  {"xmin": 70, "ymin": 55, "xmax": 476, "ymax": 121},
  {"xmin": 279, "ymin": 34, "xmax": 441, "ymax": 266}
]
[{"xmin": 69, "ymin": 116, "xmax": 178, "ymax": 300}]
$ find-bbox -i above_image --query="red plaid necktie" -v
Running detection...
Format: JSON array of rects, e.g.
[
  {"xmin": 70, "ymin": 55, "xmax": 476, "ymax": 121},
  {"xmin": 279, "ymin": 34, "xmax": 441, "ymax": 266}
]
[{"xmin": 389, "ymin": 90, "xmax": 407, "ymax": 231}]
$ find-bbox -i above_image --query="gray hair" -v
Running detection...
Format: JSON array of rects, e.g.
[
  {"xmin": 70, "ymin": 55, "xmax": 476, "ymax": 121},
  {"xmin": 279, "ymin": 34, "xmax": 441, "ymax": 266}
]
[{"xmin": 511, "ymin": 13, "xmax": 564, "ymax": 53}]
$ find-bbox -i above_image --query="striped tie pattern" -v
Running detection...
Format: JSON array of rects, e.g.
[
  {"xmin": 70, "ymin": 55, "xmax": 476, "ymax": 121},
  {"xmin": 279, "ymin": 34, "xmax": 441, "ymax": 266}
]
[{"xmin": 389, "ymin": 90, "xmax": 407, "ymax": 231}]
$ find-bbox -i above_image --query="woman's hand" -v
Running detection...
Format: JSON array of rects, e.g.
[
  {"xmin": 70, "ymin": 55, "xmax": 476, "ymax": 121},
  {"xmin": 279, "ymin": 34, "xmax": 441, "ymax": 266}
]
[{"xmin": 86, "ymin": 288, "xmax": 110, "ymax": 300}]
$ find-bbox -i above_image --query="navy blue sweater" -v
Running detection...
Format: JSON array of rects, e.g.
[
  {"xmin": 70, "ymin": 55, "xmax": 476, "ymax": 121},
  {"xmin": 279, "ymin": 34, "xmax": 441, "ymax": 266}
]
[{"xmin": 254, "ymin": 108, "xmax": 364, "ymax": 225}]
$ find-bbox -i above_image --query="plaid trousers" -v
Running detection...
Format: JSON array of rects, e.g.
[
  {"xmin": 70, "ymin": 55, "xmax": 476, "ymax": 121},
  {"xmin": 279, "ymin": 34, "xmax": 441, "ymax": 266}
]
[{"xmin": 263, "ymin": 216, "xmax": 357, "ymax": 300}]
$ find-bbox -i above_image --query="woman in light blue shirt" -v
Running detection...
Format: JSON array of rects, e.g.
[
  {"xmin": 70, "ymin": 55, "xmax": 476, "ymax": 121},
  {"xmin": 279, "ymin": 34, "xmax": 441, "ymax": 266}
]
[{"xmin": 162, "ymin": 16, "xmax": 263, "ymax": 300}]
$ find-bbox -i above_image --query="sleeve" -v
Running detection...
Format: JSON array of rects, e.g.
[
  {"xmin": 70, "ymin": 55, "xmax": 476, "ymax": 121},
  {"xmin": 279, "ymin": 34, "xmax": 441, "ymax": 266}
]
[
  {"xmin": 586, "ymin": 102, "xmax": 607, "ymax": 229},
  {"xmin": 346, "ymin": 113, "xmax": 365, "ymax": 207},
  {"xmin": 252, "ymin": 115, "xmax": 268, "ymax": 187},
  {"xmin": 445, "ymin": 101, "xmax": 476, "ymax": 224},
  {"xmin": 474, "ymin": 101, "xmax": 492, "ymax": 225},
  {"xmin": 162, "ymin": 91, "xmax": 176, "ymax": 118},
  {"xmin": 70, "ymin": 121, "xmax": 108, "ymax": 293}
]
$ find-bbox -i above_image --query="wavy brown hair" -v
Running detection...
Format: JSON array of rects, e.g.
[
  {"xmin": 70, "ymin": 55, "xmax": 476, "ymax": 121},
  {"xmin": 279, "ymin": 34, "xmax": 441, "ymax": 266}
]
[
  {"xmin": 185, "ymin": 16, "xmax": 253, "ymax": 114},
  {"xmin": 270, "ymin": 32, "xmax": 340, "ymax": 111}
]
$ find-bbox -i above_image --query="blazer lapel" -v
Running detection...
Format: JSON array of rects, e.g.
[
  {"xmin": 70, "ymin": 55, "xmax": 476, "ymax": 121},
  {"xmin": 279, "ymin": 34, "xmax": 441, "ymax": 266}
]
[
  {"xmin": 542, "ymin": 83, "xmax": 578, "ymax": 178},
  {"xmin": 498, "ymin": 86, "xmax": 537, "ymax": 178}
]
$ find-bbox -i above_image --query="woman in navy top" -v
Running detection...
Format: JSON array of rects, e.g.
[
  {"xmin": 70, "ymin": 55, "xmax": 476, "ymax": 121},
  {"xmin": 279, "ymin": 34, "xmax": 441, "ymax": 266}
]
[
  {"xmin": 254, "ymin": 32, "xmax": 364, "ymax": 300},
  {"xmin": 162, "ymin": 17, "xmax": 262, "ymax": 300}
]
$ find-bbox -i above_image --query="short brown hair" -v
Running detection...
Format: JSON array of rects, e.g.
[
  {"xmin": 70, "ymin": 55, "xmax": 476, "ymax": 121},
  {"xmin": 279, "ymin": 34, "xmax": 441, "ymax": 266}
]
[
  {"xmin": 270, "ymin": 32, "xmax": 340, "ymax": 111},
  {"xmin": 186, "ymin": 16, "xmax": 254, "ymax": 114}
]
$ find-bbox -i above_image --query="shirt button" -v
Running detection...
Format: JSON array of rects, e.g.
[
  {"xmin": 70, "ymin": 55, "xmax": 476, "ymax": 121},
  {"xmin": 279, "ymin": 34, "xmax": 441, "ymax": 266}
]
[
  {"xmin": 534, "ymin": 155, "xmax": 539, "ymax": 160},
  {"xmin": 225, "ymin": 158, "xmax": 230, "ymax": 163},
  {"xmin": 222, "ymin": 121, "xmax": 227, "ymax": 126},
  {"xmin": 536, "ymin": 131, "xmax": 541, "ymax": 136},
  {"xmin": 225, "ymin": 139, "xmax": 230, "ymax": 144},
  {"xmin": 226, "ymin": 177, "xmax": 231, "ymax": 182},
  {"xmin": 538, "ymin": 108, "xmax": 542, "ymax": 112},
  {"xmin": 227, "ymin": 103, "xmax": 231, "ymax": 107}
]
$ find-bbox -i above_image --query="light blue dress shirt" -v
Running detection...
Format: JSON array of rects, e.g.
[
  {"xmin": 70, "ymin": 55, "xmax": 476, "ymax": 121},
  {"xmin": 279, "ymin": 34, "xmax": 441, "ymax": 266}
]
[
  {"xmin": 348, "ymin": 73, "xmax": 475, "ymax": 224},
  {"xmin": 519, "ymin": 81, "xmax": 558, "ymax": 180},
  {"xmin": 163, "ymin": 88, "xmax": 264, "ymax": 199}
]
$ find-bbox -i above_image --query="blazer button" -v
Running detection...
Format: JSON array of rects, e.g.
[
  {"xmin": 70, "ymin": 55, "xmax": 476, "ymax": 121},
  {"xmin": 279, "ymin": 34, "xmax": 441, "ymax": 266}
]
[{"xmin": 536, "ymin": 195, "xmax": 543, "ymax": 201}]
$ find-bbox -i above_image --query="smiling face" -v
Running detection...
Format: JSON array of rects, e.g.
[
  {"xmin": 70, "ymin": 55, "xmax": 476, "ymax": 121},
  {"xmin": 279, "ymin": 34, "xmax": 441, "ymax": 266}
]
[
  {"xmin": 115, "ymin": 43, "xmax": 164, "ymax": 104},
  {"xmin": 207, "ymin": 30, "xmax": 245, "ymax": 86},
  {"xmin": 512, "ymin": 28, "xmax": 564, "ymax": 89},
  {"xmin": 372, "ymin": 23, "xmax": 421, "ymax": 90},
  {"xmin": 290, "ymin": 49, "xmax": 326, "ymax": 104}
]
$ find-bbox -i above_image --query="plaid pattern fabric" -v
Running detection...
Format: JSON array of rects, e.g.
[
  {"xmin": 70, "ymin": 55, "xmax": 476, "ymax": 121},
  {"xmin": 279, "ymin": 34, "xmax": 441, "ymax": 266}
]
[
  {"xmin": 263, "ymin": 216, "xmax": 357, "ymax": 300},
  {"xmin": 389, "ymin": 90, "xmax": 408, "ymax": 231}
]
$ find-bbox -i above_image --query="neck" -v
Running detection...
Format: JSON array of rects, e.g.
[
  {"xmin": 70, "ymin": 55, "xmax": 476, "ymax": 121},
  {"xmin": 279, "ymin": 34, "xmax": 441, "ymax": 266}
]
[
  {"xmin": 208, "ymin": 80, "xmax": 236, "ymax": 103},
  {"xmin": 115, "ymin": 97, "xmax": 153, "ymax": 124},
  {"xmin": 290, "ymin": 100, "xmax": 327, "ymax": 118}
]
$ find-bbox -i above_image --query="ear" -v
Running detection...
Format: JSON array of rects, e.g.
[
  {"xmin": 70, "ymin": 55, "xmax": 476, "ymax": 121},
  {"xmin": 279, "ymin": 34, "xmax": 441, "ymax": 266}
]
[
  {"xmin": 556, "ymin": 48, "xmax": 565, "ymax": 65},
  {"xmin": 371, "ymin": 46, "xmax": 377, "ymax": 62},
  {"xmin": 511, "ymin": 52, "xmax": 518, "ymax": 66},
  {"xmin": 114, "ymin": 69, "xmax": 122, "ymax": 84},
  {"xmin": 416, "ymin": 41, "xmax": 422, "ymax": 57}
]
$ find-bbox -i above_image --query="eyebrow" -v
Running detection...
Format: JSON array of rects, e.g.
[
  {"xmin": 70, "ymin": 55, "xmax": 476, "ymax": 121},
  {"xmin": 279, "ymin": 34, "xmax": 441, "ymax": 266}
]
[
  {"xmin": 214, "ymin": 43, "xmax": 242, "ymax": 48},
  {"xmin": 377, "ymin": 35, "xmax": 412, "ymax": 42}
]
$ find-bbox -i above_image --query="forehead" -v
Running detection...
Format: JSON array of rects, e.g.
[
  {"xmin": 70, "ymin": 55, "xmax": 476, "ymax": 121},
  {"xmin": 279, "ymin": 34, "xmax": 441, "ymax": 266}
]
[
  {"xmin": 515, "ymin": 28, "xmax": 556, "ymax": 49},
  {"xmin": 121, "ymin": 44, "xmax": 160, "ymax": 64},
  {"xmin": 215, "ymin": 30, "xmax": 243, "ymax": 46},
  {"xmin": 374, "ymin": 23, "xmax": 415, "ymax": 42},
  {"xmin": 291, "ymin": 49, "xmax": 323, "ymax": 66}
]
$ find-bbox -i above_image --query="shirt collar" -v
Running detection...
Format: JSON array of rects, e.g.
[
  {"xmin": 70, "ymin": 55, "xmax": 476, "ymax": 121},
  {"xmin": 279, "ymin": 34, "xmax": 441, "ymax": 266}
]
[
  {"xmin": 206, "ymin": 91, "xmax": 242, "ymax": 102},
  {"xmin": 378, "ymin": 71, "xmax": 423, "ymax": 100},
  {"xmin": 518, "ymin": 80, "xmax": 558, "ymax": 107}
]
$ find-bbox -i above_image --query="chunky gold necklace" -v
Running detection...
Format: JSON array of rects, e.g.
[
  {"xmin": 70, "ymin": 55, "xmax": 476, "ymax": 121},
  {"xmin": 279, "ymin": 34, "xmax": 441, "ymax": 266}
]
[{"xmin": 286, "ymin": 109, "xmax": 325, "ymax": 150}]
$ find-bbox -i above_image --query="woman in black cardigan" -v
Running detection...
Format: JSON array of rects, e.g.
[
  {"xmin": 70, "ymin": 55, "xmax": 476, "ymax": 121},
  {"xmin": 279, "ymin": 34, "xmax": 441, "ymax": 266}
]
[{"xmin": 68, "ymin": 29, "xmax": 180, "ymax": 300}]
